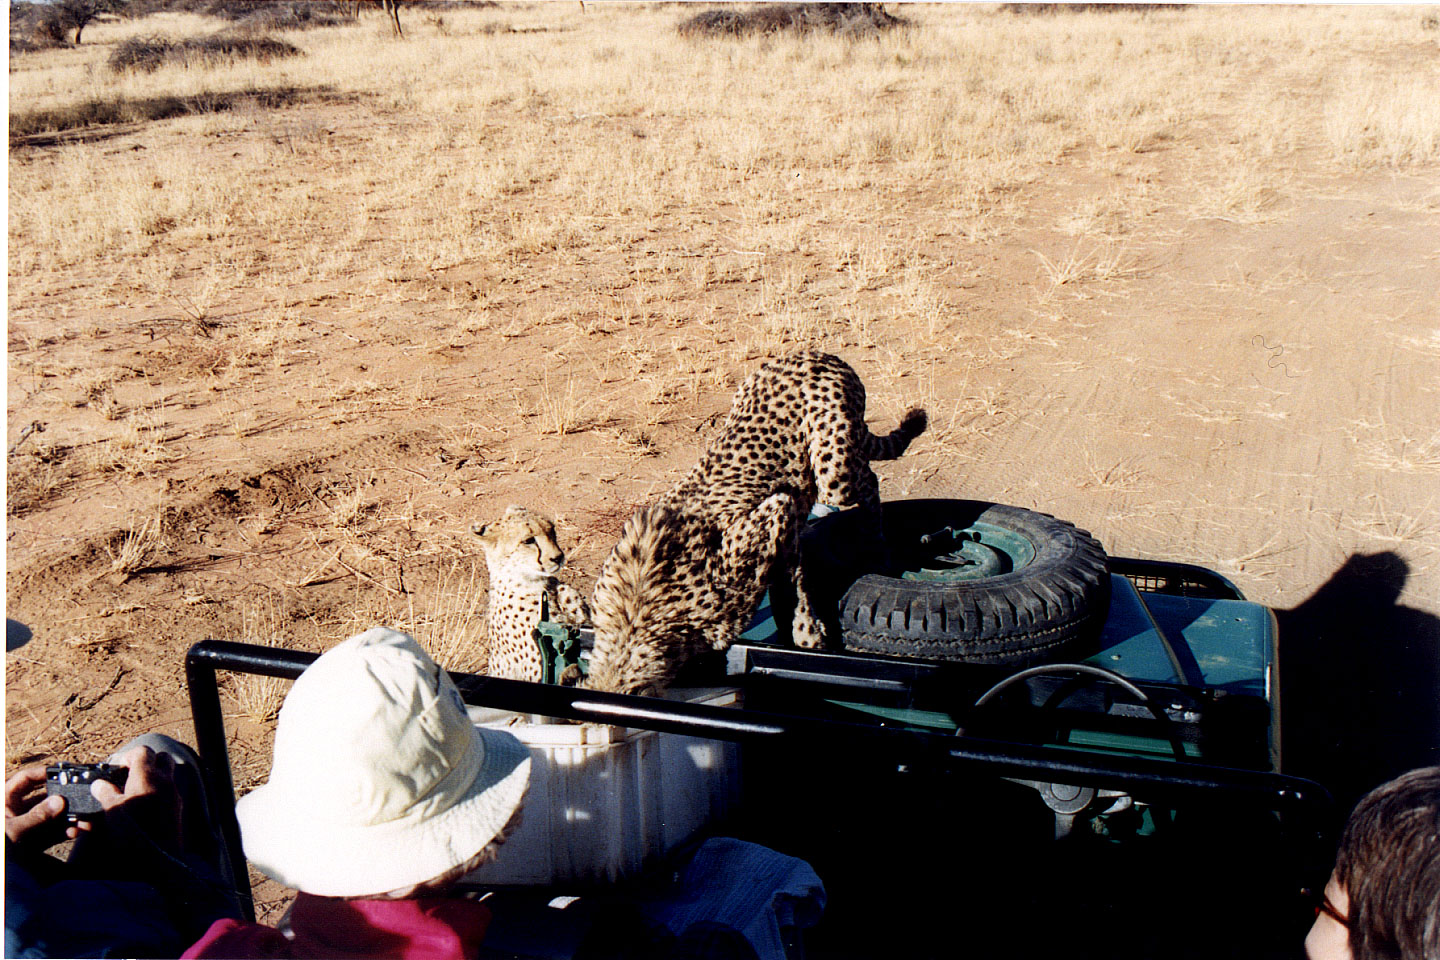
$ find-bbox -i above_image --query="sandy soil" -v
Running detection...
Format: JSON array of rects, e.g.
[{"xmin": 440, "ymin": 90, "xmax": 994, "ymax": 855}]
[{"xmin": 7, "ymin": 3, "xmax": 1440, "ymax": 924}]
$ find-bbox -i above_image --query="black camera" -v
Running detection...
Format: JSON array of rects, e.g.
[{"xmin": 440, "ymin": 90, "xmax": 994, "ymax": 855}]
[{"xmin": 45, "ymin": 762, "xmax": 128, "ymax": 821}]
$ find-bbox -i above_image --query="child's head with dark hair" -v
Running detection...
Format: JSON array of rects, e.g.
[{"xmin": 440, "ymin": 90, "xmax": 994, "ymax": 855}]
[{"xmin": 1307, "ymin": 766, "xmax": 1440, "ymax": 960}]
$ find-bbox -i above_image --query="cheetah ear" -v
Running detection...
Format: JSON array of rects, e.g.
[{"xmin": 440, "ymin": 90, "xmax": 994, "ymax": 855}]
[
  {"xmin": 502, "ymin": 504, "xmax": 526, "ymax": 518},
  {"xmin": 471, "ymin": 520, "xmax": 494, "ymax": 541}
]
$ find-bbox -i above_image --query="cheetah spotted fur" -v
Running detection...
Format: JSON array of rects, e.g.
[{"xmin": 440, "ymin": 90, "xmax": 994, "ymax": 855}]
[
  {"xmin": 583, "ymin": 350, "xmax": 926, "ymax": 695},
  {"xmin": 472, "ymin": 505, "xmax": 591, "ymax": 683}
]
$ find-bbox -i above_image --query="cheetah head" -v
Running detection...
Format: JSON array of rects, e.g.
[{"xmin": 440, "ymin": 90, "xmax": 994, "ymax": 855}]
[{"xmin": 471, "ymin": 505, "xmax": 567, "ymax": 581}]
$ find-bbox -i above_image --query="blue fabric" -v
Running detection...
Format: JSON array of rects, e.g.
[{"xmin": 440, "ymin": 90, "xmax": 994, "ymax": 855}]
[
  {"xmin": 642, "ymin": 838, "xmax": 826, "ymax": 960},
  {"xmin": 5, "ymin": 855, "xmax": 191, "ymax": 958}
]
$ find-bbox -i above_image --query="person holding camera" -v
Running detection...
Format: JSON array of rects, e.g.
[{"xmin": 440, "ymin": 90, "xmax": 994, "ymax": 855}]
[
  {"xmin": 10, "ymin": 624, "xmax": 816, "ymax": 959},
  {"xmin": 5, "ymin": 734, "xmax": 242, "ymax": 957},
  {"xmin": 181, "ymin": 626, "xmax": 531, "ymax": 959}
]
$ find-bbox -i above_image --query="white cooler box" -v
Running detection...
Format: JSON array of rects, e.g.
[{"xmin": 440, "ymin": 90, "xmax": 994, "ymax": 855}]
[{"xmin": 462, "ymin": 687, "xmax": 744, "ymax": 886}]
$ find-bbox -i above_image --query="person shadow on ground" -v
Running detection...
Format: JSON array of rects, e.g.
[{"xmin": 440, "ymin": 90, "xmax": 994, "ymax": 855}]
[
  {"xmin": 7, "ymin": 619, "xmax": 34, "ymax": 652},
  {"xmin": 1277, "ymin": 551, "xmax": 1440, "ymax": 815}
]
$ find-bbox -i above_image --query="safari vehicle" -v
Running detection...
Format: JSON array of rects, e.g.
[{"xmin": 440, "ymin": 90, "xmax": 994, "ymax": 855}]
[{"xmin": 187, "ymin": 500, "xmax": 1335, "ymax": 959}]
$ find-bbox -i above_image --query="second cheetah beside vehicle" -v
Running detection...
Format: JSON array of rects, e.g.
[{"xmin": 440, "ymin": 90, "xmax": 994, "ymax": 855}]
[{"xmin": 472, "ymin": 505, "xmax": 590, "ymax": 683}]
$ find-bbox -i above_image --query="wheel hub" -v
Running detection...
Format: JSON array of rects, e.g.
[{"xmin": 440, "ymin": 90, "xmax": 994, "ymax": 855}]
[{"xmin": 902, "ymin": 522, "xmax": 1036, "ymax": 582}]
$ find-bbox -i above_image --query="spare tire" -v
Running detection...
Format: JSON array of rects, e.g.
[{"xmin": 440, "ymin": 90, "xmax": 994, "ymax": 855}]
[{"xmin": 802, "ymin": 500, "xmax": 1110, "ymax": 666}]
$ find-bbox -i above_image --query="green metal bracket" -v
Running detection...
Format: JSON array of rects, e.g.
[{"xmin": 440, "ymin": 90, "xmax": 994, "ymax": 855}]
[{"xmin": 532, "ymin": 621, "xmax": 584, "ymax": 685}]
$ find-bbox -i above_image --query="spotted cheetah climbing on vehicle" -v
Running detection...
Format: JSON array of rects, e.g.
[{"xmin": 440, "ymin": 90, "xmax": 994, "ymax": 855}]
[
  {"xmin": 472, "ymin": 505, "xmax": 591, "ymax": 683},
  {"xmin": 583, "ymin": 351, "xmax": 927, "ymax": 696}
]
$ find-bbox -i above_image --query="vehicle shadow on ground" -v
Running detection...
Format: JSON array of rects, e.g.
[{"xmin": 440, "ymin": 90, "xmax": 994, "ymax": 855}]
[{"xmin": 1277, "ymin": 551, "xmax": 1440, "ymax": 816}]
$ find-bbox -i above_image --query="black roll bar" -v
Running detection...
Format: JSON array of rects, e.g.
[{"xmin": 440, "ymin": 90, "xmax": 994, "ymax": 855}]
[{"xmin": 186, "ymin": 637, "xmax": 1333, "ymax": 921}]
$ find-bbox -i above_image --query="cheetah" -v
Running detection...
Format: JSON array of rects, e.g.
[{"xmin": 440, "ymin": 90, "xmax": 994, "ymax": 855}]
[
  {"xmin": 583, "ymin": 351, "xmax": 926, "ymax": 696},
  {"xmin": 471, "ymin": 505, "xmax": 591, "ymax": 683}
]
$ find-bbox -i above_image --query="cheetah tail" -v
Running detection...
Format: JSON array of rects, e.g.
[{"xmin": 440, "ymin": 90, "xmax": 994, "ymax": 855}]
[{"xmin": 865, "ymin": 406, "xmax": 928, "ymax": 460}]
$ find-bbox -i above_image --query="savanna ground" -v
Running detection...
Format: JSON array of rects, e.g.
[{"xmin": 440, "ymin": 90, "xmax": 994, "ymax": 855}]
[{"xmin": 7, "ymin": 1, "xmax": 1440, "ymax": 930}]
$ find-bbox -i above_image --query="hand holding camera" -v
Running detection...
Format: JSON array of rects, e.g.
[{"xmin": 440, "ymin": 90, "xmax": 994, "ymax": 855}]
[
  {"xmin": 5, "ymin": 765, "xmax": 75, "ymax": 850},
  {"xmin": 45, "ymin": 762, "xmax": 130, "ymax": 822},
  {"xmin": 6, "ymin": 746, "xmax": 183, "ymax": 864}
]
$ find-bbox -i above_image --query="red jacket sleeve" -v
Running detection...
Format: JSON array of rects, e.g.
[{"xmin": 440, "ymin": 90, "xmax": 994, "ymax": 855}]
[{"xmin": 182, "ymin": 917, "xmax": 294, "ymax": 959}]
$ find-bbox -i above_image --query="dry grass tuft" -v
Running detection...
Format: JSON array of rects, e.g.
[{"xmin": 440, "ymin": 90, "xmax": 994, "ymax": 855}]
[
  {"xmin": 327, "ymin": 479, "xmax": 375, "ymax": 529},
  {"xmin": 1035, "ymin": 242, "xmax": 1142, "ymax": 293},
  {"xmin": 407, "ymin": 560, "xmax": 489, "ymax": 677},
  {"xmin": 1335, "ymin": 497, "xmax": 1439, "ymax": 562},
  {"xmin": 301, "ymin": 558, "xmax": 490, "ymax": 677},
  {"xmin": 1194, "ymin": 161, "xmax": 1286, "ymax": 223},
  {"xmin": 523, "ymin": 373, "xmax": 597, "ymax": 437},
  {"xmin": 85, "ymin": 406, "xmax": 178, "ymax": 476},
  {"xmin": 228, "ymin": 597, "xmax": 292, "ymax": 723},
  {"xmin": 6, "ymin": 457, "xmax": 66, "ymax": 517},
  {"xmin": 1079, "ymin": 454, "xmax": 1145, "ymax": 491},
  {"xmin": 105, "ymin": 516, "xmax": 164, "ymax": 580},
  {"xmin": 1219, "ymin": 533, "xmax": 1301, "ymax": 582},
  {"xmin": 1356, "ymin": 428, "xmax": 1440, "ymax": 474},
  {"xmin": 1325, "ymin": 73, "xmax": 1440, "ymax": 168}
]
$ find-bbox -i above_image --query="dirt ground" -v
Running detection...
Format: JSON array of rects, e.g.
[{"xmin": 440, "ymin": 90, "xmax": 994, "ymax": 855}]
[{"xmin": 7, "ymin": 2, "xmax": 1440, "ymax": 926}]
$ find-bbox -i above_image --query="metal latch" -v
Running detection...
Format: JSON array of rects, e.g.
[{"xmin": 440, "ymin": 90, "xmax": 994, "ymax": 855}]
[{"xmin": 1005, "ymin": 778, "xmax": 1133, "ymax": 840}]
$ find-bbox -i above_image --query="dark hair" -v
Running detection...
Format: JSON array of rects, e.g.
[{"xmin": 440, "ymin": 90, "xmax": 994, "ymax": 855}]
[{"xmin": 1333, "ymin": 767, "xmax": 1440, "ymax": 960}]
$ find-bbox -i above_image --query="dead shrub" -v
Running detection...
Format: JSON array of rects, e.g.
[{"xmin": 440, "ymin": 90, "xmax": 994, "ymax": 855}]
[
  {"xmin": 108, "ymin": 32, "xmax": 302, "ymax": 73},
  {"xmin": 228, "ymin": 4, "xmax": 357, "ymax": 31},
  {"xmin": 678, "ymin": 3, "xmax": 907, "ymax": 39},
  {"xmin": 121, "ymin": 0, "xmax": 355, "ymax": 29},
  {"xmin": 1000, "ymin": 3, "xmax": 1187, "ymax": 13},
  {"xmin": 108, "ymin": 35, "xmax": 179, "ymax": 72}
]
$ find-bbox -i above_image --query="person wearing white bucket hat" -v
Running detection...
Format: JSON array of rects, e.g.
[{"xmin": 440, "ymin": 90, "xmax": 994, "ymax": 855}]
[{"xmin": 184, "ymin": 627, "xmax": 531, "ymax": 960}]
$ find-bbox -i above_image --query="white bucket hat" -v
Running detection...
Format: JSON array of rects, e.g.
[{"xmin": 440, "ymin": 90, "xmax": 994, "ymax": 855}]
[{"xmin": 237, "ymin": 627, "xmax": 530, "ymax": 898}]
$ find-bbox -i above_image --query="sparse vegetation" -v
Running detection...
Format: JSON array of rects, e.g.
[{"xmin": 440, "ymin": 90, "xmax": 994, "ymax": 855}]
[{"xmin": 6, "ymin": 456, "xmax": 65, "ymax": 517}]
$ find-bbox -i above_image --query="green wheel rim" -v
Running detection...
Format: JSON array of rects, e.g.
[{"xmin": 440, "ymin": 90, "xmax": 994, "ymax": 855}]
[{"xmin": 899, "ymin": 521, "xmax": 1036, "ymax": 582}]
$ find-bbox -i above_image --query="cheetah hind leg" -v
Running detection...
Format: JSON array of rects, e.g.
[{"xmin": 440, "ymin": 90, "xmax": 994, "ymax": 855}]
[
  {"xmin": 715, "ymin": 490, "xmax": 815, "ymax": 649},
  {"xmin": 788, "ymin": 552, "xmax": 827, "ymax": 649},
  {"xmin": 720, "ymin": 491, "xmax": 830, "ymax": 650}
]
